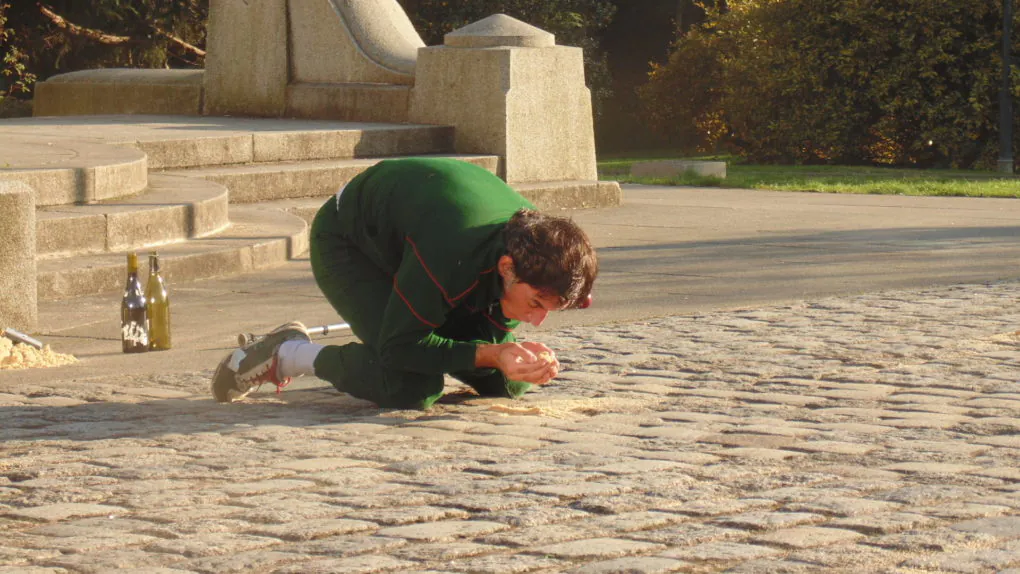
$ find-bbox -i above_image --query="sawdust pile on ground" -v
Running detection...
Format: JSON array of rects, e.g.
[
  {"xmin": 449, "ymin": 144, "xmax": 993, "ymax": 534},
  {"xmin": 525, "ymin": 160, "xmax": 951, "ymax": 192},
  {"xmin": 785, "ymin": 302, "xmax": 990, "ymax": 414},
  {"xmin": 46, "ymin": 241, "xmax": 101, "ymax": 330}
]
[
  {"xmin": 988, "ymin": 330, "xmax": 1020, "ymax": 344},
  {"xmin": 0, "ymin": 338, "xmax": 78, "ymax": 370}
]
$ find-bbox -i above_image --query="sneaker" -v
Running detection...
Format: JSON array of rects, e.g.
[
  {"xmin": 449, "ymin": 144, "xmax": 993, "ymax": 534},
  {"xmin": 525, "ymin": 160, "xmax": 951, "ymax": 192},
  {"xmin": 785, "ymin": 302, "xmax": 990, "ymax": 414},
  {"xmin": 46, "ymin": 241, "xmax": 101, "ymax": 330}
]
[{"xmin": 210, "ymin": 321, "xmax": 311, "ymax": 403}]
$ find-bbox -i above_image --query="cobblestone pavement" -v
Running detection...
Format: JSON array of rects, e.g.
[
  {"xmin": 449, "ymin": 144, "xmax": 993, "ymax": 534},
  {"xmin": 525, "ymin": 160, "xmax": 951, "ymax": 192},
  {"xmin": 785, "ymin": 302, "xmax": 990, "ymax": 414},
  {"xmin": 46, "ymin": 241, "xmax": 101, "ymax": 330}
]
[{"xmin": 2, "ymin": 282, "xmax": 1019, "ymax": 574}]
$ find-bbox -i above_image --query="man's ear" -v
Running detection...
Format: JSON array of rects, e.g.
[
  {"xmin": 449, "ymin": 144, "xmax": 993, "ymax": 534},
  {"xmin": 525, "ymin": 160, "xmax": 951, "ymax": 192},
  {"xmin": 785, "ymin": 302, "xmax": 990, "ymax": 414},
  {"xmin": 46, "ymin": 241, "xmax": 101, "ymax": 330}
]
[{"xmin": 497, "ymin": 255, "xmax": 515, "ymax": 280}]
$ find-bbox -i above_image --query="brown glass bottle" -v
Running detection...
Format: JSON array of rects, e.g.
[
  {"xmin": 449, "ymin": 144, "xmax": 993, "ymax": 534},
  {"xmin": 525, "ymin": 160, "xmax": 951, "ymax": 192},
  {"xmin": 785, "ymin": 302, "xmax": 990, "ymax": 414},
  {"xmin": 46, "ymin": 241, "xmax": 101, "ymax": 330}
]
[
  {"xmin": 145, "ymin": 252, "xmax": 171, "ymax": 351},
  {"xmin": 121, "ymin": 252, "xmax": 149, "ymax": 353}
]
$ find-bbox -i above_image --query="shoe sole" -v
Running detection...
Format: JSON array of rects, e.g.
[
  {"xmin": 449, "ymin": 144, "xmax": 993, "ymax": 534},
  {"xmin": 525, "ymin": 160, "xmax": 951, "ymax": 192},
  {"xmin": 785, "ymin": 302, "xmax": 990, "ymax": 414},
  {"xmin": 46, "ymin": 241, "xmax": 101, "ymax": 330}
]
[
  {"xmin": 210, "ymin": 321, "xmax": 310, "ymax": 403},
  {"xmin": 210, "ymin": 349, "xmax": 253, "ymax": 403}
]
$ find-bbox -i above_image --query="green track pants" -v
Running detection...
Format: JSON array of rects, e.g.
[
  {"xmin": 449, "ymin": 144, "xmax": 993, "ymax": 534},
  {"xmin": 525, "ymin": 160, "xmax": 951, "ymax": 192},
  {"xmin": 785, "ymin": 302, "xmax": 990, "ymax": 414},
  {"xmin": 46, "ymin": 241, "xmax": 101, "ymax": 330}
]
[{"xmin": 308, "ymin": 202, "xmax": 531, "ymax": 409}]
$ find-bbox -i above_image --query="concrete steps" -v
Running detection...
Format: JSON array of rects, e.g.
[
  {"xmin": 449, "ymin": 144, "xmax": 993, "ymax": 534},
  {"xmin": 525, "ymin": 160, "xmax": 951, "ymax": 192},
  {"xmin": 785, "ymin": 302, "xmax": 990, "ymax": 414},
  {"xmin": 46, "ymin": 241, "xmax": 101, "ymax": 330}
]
[
  {"xmin": 514, "ymin": 180, "xmax": 627, "ymax": 210},
  {"xmin": 37, "ymin": 205, "xmax": 307, "ymax": 300},
  {"xmin": 129, "ymin": 123, "xmax": 455, "ymax": 169},
  {"xmin": 35, "ymin": 174, "xmax": 229, "ymax": 259},
  {"xmin": 165, "ymin": 154, "xmax": 498, "ymax": 203},
  {"xmin": 0, "ymin": 134, "xmax": 148, "ymax": 207},
  {"xmin": 7, "ymin": 117, "xmax": 481, "ymax": 301},
  {"xmin": 262, "ymin": 179, "xmax": 621, "ymax": 225},
  {"xmin": 0, "ymin": 115, "xmax": 615, "ymax": 308}
]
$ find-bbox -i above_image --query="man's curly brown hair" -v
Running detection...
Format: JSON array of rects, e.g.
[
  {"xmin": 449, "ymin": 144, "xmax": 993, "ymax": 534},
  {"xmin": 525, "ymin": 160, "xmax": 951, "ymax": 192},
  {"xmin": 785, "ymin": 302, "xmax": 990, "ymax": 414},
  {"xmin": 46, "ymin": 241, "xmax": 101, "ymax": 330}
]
[{"xmin": 503, "ymin": 209, "xmax": 598, "ymax": 309}]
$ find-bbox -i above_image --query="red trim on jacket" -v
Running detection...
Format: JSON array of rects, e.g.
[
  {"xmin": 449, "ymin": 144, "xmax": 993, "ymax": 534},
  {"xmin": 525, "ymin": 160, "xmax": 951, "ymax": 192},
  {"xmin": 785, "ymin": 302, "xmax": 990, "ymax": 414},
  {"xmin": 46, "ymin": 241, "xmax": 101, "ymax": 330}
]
[
  {"xmin": 484, "ymin": 313, "xmax": 512, "ymax": 332},
  {"xmin": 449, "ymin": 280, "xmax": 478, "ymax": 302},
  {"xmin": 393, "ymin": 277, "xmax": 440, "ymax": 328},
  {"xmin": 405, "ymin": 236, "xmax": 451, "ymax": 301},
  {"xmin": 401, "ymin": 236, "xmax": 510, "ymax": 332},
  {"xmin": 405, "ymin": 235, "xmax": 491, "ymax": 304}
]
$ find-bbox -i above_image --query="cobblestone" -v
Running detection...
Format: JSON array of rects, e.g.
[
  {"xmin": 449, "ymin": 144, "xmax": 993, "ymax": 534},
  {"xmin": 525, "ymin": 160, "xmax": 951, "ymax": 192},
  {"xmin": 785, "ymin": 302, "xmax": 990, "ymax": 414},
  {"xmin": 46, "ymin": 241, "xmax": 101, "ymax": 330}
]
[
  {"xmin": 712, "ymin": 511, "xmax": 826, "ymax": 531},
  {"xmin": 751, "ymin": 526, "xmax": 865, "ymax": 549},
  {"xmin": 534, "ymin": 537, "xmax": 666, "ymax": 559},
  {"xmin": 566, "ymin": 555, "xmax": 688, "ymax": 573},
  {"xmin": 2, "ymin": 282, "xmax": 1020, "ymax": 571},
  {"xmin": 902, "ymin": 539, "xmax": 1020, "ymax": 573},
  {"xmin": 662, "ymin": 541, "xmax": 784, "ymax": 562},
  {"xmin": 950, "ymin": 515, "xmax": 1020, "ymax": 539}
]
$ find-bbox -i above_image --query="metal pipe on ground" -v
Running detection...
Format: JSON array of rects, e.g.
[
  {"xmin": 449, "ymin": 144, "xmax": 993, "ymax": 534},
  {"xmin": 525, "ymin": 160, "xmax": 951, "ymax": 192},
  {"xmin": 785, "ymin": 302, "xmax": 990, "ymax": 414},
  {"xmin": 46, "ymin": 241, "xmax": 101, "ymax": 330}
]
[{"xmin": 237, "ymin": 323, "xmax": 351, "ymax": 346}]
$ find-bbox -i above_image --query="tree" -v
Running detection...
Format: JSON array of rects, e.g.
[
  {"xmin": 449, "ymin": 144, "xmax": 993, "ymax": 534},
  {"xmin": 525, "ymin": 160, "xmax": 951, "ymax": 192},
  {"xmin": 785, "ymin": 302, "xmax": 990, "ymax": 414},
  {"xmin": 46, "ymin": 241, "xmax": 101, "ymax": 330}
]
[
  {"xmin": 640, "ymin": 0, "xmax": 1020, "ymax": 168},
  {"xmin": 2, "ymin": 0, "xmax": 206, "ymax": 100},
  {"xmin": 1, "ymin": 3, "xmax": 35, "ymax": 99}
]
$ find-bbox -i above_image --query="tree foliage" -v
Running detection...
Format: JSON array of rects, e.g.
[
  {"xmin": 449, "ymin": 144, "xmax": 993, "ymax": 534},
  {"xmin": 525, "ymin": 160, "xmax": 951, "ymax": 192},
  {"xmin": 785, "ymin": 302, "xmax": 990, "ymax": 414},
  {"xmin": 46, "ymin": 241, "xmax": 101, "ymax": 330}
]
[
  {"xmin": 1, "ymin": 3, "xmax": 35, "ymax": 100},
  {"xmin": 1, "ymin": 0, "xmax": 206, "ymax": 100},
  {"xmin": 640, "ymin": 0, "xmax": 1020, "ymax": 168}
]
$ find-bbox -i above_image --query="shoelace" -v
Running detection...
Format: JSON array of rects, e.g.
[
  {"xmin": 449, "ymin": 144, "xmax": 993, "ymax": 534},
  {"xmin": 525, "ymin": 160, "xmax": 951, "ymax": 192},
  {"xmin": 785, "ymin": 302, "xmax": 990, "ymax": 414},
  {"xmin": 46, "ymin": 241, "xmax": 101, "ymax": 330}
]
[{"xmin": 246, "ymin": 355, "xmax": 292, "ymax": 395}]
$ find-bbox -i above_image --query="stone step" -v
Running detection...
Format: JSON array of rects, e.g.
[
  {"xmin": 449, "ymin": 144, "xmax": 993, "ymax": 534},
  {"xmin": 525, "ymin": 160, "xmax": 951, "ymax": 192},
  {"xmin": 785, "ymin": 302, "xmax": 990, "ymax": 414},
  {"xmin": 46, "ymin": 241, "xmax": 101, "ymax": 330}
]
[
  {"xmin": 259, "ymin": 178, "xmax": 624, "ymax": 222},
  {"xmin": 125, "ymin": 122, "xmax": 455, "ymax": 169},
  {"xmin": 0, "ymin": 113, "xmax": 454, "ymax": 173},
  {"xmin": 37, "ymin": 205, "xmax": 307, "ymax": 301},
  {"xmin": 513, "ymin": 180, "xmax": 623, "ymax": 210},
  {"xmin": 0, "ymin": 133, "xmax": 148, "ymax": 207},
  {"xmin": 35, "ymin": 174, "xmax": 229, "ymax": 259},
  {"xmin": 257, "ymin": 198, "xmax": 331, "ymax": 226},
  {"xmin": 163, "ymin": 154, "xmax": 500, "ymax": 203}
]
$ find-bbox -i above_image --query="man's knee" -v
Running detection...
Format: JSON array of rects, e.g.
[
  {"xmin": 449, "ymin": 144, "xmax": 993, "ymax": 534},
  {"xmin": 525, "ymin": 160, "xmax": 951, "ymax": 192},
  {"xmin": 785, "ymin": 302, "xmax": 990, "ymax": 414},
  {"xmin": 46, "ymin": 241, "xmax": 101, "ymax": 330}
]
[
  {"xmin": 314, "ymin": 345, "xmax": 444, "ymax": 410},
  {"xmin": 452, "ymin": 369, "xmax": 532, "ymax": 399},
  {"xmin": 373, "ymin": 370, "xmax": 445, "ymax": 410},
  {"xmin": 372, "ymin": 384, "xmax": 443, "ymax": 410}
]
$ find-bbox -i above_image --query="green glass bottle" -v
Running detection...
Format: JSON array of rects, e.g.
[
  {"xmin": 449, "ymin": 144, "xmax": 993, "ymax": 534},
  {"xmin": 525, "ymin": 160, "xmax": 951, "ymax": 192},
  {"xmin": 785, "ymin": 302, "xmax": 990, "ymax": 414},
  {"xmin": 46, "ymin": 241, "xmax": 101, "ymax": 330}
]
[
  {"xmin": 121, "ymin": 252, "xmax": 149, "ymax": 353},
  {"xmin": 145, "ymin": 252, "xmax": 172, "ymax": 351}
]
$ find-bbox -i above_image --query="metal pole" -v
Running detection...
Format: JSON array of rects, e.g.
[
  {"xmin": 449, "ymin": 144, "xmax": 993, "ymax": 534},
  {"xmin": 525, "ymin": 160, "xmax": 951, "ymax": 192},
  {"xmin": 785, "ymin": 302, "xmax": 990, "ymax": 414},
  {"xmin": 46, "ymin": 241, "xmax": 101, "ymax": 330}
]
[
  {"xmin": 1, "ymin": 328, "xmax": 44, "ymax": 350},
  {"xmin": 237, "ymin": 323, "xmax": 352, "ymax": 346},
  {"xmin": 307, "ymin": 323, "xmax": 350, "ymax": 336},
  {"xmin": 1000, "ymin": 0, "xmax": 1015, "ymax": 174}
]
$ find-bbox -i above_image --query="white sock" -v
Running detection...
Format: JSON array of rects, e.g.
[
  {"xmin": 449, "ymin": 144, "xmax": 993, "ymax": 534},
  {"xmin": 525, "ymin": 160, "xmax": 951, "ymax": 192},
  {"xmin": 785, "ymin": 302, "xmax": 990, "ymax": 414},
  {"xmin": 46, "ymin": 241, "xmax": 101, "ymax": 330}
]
[{"xmin": 277, "ymin": 340, "xmax": 324, "ymax": 378}]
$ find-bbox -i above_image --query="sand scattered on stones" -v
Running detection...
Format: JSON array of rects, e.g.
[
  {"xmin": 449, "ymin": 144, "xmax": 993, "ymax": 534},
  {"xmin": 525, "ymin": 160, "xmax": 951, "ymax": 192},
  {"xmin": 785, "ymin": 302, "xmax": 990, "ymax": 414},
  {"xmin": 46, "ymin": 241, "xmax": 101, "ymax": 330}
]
[
  {"xmin": 489, "ymin": 404, "xmax": 544, "ymax": 416},
  {"xmin": 988, "ymin": 330, "xmax": 1020, "ymax": 344},
  {"xmin": 489, "ymin": 397, "xmax": 651, "ymax": 419},
  {"xmin": 0, "ymin": 338, "xmax": 77, "ymax": 370}
]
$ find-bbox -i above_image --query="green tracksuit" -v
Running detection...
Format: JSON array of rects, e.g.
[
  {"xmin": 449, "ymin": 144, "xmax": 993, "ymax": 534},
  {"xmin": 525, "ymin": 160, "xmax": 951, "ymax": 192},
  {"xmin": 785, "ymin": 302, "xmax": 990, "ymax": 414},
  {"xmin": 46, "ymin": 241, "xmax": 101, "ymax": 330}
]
[{"xmin": 309, "ymin": 158, "xmax": 536, "ymax": 409}]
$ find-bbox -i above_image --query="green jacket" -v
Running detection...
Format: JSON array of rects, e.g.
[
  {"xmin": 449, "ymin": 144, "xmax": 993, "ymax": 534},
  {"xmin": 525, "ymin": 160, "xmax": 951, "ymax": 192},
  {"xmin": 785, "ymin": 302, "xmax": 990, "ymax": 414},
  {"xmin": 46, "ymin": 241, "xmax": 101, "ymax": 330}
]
[{"xmin": 333, "ymin": 157, "xmax": 535, "ymax": 374}]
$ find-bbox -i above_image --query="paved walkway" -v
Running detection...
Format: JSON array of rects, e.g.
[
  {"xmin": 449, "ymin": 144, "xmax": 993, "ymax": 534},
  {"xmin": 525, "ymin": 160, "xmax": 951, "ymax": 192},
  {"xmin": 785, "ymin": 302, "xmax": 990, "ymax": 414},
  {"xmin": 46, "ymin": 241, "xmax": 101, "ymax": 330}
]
[
  {"xmin": 4, "ymin": 184, "xmax": 1020, "ymax": 572},
  {"xmin": 3, "ymin": 279, "xmax": 1019, "ymax": 572}
]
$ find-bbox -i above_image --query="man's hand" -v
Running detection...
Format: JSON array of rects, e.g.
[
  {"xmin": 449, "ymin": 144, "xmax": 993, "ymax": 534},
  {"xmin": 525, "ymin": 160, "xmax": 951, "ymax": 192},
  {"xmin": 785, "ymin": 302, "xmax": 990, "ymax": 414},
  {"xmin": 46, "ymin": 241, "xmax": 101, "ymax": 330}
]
[{"xmin": 476, "ymin": 342, "xmax": 560, "ymax": 385}]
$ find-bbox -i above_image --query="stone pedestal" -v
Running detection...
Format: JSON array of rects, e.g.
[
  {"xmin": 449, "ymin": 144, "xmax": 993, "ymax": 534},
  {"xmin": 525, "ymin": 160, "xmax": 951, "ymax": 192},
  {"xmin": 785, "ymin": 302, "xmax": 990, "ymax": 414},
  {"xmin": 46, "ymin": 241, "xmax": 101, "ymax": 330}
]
[
  {"xmin": 409, "ymin": 14, "xmax": 598, "ymax": 184},
  {"xmin": 204, "ymin": 0, "xmax": 289, "ymax": 117},
  {"xmin": 33, "ymin": 69, "xmax": 204, "ymax": 117},
  {"xmin": 0, "ymin": 181, "xmax": 37, "ymax": 331}
]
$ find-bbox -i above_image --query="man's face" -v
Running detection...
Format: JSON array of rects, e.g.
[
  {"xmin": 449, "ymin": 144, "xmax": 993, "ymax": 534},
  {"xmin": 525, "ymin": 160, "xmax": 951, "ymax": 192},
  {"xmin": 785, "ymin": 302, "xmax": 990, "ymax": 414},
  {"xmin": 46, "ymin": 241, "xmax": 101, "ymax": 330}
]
[{"xmin": 500, "ymin": 281, "xmax": 563, "ymax": 327}]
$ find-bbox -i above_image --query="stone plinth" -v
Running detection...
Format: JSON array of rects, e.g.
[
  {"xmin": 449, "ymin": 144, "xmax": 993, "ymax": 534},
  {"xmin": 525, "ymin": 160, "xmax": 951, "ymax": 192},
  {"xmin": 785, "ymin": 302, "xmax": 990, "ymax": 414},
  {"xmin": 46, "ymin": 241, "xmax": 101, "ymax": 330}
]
[
  {"xmin": 203, "ymin": 0, "xmax": 289, "ymax": 117},
  {"xmin": 409, "ymin": 14, "xmax": 598, "ymax": 185},
  {"xmin": 33, "ymin": 69, "xmax": 203, "ymax": 117},
  {"xmin": 0, "ymin": 180, "xmax": 37, "ymax": 331}
]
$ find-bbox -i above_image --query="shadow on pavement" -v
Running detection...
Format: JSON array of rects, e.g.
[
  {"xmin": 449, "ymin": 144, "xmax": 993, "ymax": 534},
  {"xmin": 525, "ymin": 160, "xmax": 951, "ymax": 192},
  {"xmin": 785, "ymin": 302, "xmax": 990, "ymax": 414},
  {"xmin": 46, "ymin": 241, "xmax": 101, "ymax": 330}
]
[
  {"xmin": 0, "ymin": 388, "xmax": 401, "ymax": 444},
  {"xmin": 0, "ymin": 384, "xmax": 503, "ymax": 445}
]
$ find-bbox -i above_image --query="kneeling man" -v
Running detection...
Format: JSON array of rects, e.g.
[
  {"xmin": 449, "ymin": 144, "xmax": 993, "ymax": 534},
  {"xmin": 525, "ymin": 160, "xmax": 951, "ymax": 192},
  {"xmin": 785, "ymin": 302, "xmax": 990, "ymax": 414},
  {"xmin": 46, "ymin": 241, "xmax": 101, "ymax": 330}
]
[{"xmin": 212, "ymin": 158, "xmax": 598, "ymax": 409}]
